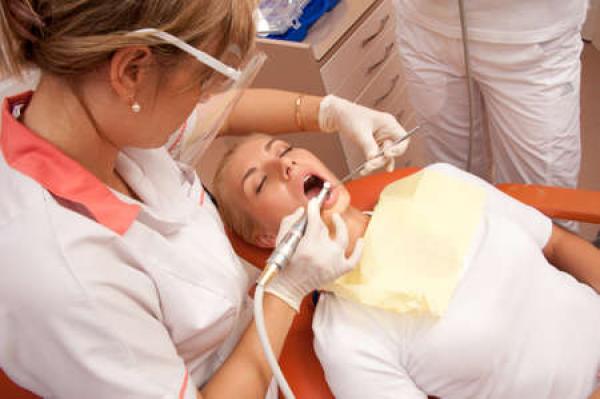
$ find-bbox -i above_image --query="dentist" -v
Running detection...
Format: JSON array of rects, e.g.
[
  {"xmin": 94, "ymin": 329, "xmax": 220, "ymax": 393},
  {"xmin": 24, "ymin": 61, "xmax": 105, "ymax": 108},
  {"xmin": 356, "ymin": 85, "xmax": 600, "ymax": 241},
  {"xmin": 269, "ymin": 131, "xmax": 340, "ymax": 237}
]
[{"xmin": 0, "ymin": 1, "xmax": 408, "ymax": 398}]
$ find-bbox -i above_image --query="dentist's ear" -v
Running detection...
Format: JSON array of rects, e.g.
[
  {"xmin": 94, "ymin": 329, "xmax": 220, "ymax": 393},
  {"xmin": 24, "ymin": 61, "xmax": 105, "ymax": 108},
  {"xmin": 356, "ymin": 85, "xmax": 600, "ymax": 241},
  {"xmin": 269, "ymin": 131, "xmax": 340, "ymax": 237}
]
[
  {"xmin": 254, "ymin": 233, "xmax": 276, "ymax": 248},
  {"xmin": 109, "ymin": 46, "xmax": 154, "ymax": 105}
]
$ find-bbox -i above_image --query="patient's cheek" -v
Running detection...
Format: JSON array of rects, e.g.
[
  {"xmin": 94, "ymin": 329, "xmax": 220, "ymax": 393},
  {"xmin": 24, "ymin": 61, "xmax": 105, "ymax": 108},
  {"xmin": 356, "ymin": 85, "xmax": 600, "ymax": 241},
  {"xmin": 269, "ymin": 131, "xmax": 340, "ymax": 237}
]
[
  {"xmin": 321, "ymin": 194, "xmax": 350, "ymax": 228},
  {"xmin": 331, "ymin": 191, "xmax": 351, "ymax": 214}
]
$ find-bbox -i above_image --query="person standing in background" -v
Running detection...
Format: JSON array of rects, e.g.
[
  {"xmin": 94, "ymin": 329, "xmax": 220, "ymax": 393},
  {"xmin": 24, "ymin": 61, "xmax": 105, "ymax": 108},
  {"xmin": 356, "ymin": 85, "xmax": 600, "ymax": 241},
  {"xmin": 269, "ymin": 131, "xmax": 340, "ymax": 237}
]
[{"xmin": 394, "ymin": 0, "xmax": 588, "ymax": 219}]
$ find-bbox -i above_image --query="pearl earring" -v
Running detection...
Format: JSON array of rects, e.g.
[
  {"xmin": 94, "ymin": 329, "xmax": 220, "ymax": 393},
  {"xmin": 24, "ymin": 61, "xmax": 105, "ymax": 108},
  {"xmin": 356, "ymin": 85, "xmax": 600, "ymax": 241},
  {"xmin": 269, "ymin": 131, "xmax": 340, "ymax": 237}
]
[{"xmin": 131, "ymin": 101, "xmax": 141, "ymax": 113}]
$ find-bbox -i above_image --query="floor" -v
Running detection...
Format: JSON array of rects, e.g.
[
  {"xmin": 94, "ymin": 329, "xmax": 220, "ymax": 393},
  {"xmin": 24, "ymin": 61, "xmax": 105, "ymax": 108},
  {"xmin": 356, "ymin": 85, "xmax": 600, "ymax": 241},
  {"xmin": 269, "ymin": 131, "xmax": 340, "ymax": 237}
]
[{"xmin": 578, "ymin": 42, "xmax": 600, "ymax": 241}]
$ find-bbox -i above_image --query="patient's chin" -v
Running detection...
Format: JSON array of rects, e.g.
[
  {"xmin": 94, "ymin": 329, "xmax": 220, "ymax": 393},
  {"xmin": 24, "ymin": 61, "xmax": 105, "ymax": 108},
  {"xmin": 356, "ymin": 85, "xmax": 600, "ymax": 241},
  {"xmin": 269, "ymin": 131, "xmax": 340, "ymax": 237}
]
[{"xmin": 327, "ymin": 190, "xmax": 351, "ymax": 215}]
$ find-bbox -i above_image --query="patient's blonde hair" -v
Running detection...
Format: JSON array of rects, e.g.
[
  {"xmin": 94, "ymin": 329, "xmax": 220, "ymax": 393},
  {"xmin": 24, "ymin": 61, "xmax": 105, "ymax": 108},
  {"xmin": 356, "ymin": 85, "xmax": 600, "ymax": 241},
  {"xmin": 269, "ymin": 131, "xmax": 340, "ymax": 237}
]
[{"xmin": 213, "ymin": 134, "xmax": 270, "ymax": 244}]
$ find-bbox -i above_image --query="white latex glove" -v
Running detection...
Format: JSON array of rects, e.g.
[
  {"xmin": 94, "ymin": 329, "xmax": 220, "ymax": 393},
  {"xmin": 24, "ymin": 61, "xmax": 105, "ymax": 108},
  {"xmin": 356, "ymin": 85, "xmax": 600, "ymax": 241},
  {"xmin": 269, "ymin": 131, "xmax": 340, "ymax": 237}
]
[
  {"xmin": 265, "ymin": 199, "xmax": 363, "ymax": 311},
  {"xmin": 319, "ymin": 95, "xmax": 409, "ymax": 174}
]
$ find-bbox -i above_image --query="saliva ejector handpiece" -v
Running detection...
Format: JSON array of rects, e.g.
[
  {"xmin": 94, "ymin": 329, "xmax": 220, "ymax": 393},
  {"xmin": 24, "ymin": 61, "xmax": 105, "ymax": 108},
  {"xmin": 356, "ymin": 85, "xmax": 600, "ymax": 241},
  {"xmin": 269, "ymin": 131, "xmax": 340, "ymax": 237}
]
[{"xmin": 257, "ymin": 181, "xmax": 332, "ymax": 287}]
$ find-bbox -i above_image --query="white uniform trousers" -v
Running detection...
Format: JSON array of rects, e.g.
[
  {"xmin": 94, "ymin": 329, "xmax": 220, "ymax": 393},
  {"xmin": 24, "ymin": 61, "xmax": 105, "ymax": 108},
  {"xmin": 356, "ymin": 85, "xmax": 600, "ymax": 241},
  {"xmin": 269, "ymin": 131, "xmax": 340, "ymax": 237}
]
[{"xmin": 396, "ymin": 18, "xmax": 583, "ymax": 189}]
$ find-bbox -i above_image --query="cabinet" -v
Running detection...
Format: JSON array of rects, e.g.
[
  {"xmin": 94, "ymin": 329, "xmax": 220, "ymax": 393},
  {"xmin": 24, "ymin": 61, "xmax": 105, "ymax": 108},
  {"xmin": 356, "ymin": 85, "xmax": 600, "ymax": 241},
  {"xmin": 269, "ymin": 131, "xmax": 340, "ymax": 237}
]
[{"xmin": 252, "ymin": 0, "xmax": 419, "ymax": 175}]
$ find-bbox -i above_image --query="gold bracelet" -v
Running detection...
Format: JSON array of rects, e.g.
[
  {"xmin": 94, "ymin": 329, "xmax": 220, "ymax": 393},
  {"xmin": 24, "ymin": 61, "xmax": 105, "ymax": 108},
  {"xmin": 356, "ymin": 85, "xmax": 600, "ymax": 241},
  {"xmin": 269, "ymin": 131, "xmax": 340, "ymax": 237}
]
[{"xmin": 294, "ymin": 95, "xmax": 305, "ymax": 131}]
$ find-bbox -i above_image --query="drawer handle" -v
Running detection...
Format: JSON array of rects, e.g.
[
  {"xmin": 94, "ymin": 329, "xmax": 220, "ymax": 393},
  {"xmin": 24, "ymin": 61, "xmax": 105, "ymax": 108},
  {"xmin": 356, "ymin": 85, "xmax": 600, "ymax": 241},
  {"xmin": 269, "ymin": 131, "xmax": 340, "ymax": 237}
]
[
  {"xmin": 374, "ymin": 74, "xmax": 400, "ymax": 107},
  {"xmin": 362, "ymin": 14, "xmax": 390, "ymax": 48},
  {"xmin": 367, "ymin": 42, "xmax": 395, "ymax": 75}
]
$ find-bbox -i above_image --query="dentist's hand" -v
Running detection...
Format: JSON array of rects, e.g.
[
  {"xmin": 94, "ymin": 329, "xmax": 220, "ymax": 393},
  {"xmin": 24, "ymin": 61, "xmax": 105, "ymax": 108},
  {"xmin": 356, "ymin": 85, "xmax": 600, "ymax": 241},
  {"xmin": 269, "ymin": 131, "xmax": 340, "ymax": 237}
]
[
  {"xmin": 319, "ymin": 95, "xmax": 409, "ymax": 174},
  {"xmin": 265, "ymin": 199, "xmax": 363, "ymax": 312}
]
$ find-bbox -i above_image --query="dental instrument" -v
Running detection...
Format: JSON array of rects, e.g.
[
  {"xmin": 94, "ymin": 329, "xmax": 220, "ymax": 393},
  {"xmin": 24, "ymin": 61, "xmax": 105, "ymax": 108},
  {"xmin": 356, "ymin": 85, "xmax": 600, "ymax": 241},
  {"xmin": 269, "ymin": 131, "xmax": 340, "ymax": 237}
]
[
  {"xmin": 255, "ymin": 182, "xmax": 332, "ymax": 399},
  {"xmin": 259, "ymin": 181, "xmax": 333, "ymax": 286},
  {"xmin": 339, "ymin": 125, "xmax": 420, "ymax": 185}
]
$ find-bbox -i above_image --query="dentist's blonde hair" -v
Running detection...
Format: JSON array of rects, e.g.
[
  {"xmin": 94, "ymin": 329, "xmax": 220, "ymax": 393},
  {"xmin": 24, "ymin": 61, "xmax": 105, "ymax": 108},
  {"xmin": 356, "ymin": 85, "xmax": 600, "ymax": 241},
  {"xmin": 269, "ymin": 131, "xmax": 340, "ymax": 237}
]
[{"xmin": 0, "ymin": 0, "xmax": 256, "ymax": 78}]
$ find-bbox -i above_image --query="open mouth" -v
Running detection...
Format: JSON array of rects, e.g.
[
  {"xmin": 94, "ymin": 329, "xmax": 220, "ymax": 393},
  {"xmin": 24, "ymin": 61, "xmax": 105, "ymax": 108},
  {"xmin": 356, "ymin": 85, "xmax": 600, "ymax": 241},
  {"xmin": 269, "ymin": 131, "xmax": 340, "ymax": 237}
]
[{"xmin": 303, "ymin": 174, "xmax": 326, "ymax": 200}]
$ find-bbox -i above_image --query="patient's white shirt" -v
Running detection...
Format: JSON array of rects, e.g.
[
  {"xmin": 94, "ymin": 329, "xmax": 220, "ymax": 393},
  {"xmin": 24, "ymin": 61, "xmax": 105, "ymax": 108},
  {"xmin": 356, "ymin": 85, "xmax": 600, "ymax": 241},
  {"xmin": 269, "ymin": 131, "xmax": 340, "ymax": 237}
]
[{"xmin": 313, "ymin": 163, "xmax": 600, "ymax": 399}]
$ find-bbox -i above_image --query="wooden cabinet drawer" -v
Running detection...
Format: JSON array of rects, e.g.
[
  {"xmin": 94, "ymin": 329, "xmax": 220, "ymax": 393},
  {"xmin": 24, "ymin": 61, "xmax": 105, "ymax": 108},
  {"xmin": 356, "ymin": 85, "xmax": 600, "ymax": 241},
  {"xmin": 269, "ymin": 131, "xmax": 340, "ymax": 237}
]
[
  {"xmin": 321, "ymin": 0, "xmax": 395, "ymax": 96},
  {"xmin": 339, "ymin": 51, "xmax": 411, "ymax": 169},
  {"xmin": 355, "ymin": 51, "xmax": 405, "ymax": 109},
  {"xmin": 382, "ymin": 82, "xmax": 413, "ymax": 125},
  {"xmin": 329, "ymin": 29, "xmax": 396, "ymax": 100},
  {"xmin": 395, "ymin": 112, "xmax": 425, "ymax": 169},
  {"xmin": 381, "ymin": 80, "xmax": 420, "ymax": 165}
]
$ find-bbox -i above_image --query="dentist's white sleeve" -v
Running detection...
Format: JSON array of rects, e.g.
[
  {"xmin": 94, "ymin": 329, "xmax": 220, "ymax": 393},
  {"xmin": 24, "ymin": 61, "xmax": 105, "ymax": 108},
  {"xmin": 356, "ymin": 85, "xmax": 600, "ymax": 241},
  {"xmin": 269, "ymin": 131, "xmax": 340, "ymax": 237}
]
[{"xmin": 312, "ymin": 294, "xmax": 427, "ymax": 399}]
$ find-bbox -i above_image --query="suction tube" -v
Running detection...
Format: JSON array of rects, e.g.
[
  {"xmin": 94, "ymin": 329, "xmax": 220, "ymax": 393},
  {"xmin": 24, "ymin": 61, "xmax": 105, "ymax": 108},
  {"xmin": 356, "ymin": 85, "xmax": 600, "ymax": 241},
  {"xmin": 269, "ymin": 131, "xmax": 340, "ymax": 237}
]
[
  {"xmin": 458, "ymin": 0, "xmax": 475, "ymax": 173},
  {"xmin": 254, "ymin": 182, "xmax": 332, "ymax": 399},
  {"xmin": 254, "ymin": 284, "xmax": 296, "ymax": 399}
]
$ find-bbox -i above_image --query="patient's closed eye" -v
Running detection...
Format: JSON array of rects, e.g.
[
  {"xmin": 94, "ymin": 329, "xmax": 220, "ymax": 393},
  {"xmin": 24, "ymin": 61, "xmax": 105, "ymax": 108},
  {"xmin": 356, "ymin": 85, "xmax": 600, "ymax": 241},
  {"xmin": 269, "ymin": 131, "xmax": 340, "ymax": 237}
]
[
  {"xmin": 255, "ymin": 147, "xmax": 294, "ymax": 194},
  {"xmin": 279, "ymin": 146, "xmax": 294, "ymax": 157},
  {"xmin": 256, "ymin": 176, "xmax": 266, "ymax": 194}
]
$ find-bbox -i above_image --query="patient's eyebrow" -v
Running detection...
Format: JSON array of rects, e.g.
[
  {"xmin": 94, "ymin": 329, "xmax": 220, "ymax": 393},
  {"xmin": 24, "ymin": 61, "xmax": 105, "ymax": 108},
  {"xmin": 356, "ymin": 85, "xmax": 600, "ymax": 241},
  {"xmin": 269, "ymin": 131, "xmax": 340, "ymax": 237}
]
[
  {"xmin": 241, "ymin": 167, "xmax": 257, "ymax": 188},
  {"xmin": 265, "ymin": 138, "xmax": 278, "ymax": 151}
]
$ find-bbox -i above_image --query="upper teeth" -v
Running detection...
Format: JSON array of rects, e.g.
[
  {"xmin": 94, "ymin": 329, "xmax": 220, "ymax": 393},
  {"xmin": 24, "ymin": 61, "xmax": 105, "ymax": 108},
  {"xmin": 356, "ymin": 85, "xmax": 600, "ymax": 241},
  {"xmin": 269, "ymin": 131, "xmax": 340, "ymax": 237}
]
[{"xmin": 304, "ymin": 175, "xmax": 311, "ymax": 183}]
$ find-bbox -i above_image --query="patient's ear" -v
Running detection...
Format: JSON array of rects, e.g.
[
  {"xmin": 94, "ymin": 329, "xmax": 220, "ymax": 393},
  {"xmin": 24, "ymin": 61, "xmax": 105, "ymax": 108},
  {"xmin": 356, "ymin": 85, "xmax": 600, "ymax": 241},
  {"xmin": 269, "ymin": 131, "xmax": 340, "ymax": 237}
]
[{"xmin": 254, "ymin": 232, "xmax": 276, "ymax": 248}]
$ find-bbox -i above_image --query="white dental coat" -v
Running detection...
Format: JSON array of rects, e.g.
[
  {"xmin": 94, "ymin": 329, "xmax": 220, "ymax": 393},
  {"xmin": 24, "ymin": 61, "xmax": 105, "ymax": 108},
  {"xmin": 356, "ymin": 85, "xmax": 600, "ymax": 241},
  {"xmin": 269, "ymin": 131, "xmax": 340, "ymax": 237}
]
[
  {"xmin": 313, "ymin": 164, "xmax": 600, "ymax": 399},
  {"xmin": 396, "ymin": 0, "xmax": 589, "ymax": 44},
  {"xmin": 0, "ymin": 92, "xmax": 273, "ymax": 398}
]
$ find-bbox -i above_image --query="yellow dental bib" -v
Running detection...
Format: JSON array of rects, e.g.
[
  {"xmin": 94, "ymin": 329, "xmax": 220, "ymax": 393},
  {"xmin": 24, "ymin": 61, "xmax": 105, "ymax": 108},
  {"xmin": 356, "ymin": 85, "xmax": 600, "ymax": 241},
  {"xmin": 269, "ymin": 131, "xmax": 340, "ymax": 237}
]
[{"xmin": 326, "ymin": 168, "xmax": 485, "ymax": 316}]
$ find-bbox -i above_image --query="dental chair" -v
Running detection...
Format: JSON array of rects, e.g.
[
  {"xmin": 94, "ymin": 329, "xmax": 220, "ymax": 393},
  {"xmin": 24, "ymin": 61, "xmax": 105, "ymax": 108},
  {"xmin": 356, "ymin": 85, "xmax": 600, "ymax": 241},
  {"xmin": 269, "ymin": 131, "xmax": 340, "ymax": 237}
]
[
  {"xmin": 231, "ymin": 167, "xmax": 600, "ymax": 399},
  {"xmin": 2, "ymin": 168, "xmax": 600, "ymax": 399}
]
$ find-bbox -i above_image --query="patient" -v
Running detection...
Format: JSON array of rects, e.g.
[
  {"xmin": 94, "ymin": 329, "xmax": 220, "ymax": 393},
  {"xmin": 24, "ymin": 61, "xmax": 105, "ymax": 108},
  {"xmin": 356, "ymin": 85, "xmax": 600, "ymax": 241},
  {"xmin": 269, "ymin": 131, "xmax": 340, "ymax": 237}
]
[{"xmin": 212, "ymin": 133, "xmax": 600, "ymax": 399}]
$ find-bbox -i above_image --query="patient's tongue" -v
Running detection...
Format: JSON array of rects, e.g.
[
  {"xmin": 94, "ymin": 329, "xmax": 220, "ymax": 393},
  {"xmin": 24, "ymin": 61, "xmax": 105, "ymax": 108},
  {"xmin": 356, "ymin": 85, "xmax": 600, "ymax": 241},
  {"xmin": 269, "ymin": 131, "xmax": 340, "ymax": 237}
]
[
  {"xmin": 306, "ymin": 187, "xmax": 322, "ymax": 200},
  {"xmin": 303, "ymin": 175, "xmax": 324, "ymax": 200}
]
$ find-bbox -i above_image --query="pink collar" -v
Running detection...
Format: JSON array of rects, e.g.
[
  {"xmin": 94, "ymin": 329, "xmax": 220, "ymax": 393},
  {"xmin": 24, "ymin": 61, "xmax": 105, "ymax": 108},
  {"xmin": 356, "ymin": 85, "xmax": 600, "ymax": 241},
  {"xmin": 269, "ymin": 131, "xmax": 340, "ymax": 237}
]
[{"xmin": 1, "ymin": 92, "xmax": 140, "ymax": 235}]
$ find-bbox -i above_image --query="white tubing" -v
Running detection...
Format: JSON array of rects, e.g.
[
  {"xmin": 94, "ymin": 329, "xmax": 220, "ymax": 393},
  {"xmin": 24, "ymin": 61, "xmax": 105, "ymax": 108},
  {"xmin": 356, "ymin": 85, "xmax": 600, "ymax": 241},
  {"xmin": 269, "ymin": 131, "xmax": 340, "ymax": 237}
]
[
  {"xmin": 458, "ymin": 0, "xmax": 475, "ymax": 173},
  {"xmin": 254, "ymin": 284, "xmax": 296, "ymax": 399}
]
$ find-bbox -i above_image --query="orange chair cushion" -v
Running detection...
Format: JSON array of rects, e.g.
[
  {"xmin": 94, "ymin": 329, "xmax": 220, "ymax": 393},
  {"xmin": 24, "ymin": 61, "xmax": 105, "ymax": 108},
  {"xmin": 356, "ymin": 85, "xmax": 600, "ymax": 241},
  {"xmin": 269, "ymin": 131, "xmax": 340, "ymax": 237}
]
[
  {"xmin": 497, "ymin": 183, "xmax": 600, "ymax": 223},
  {"xmin": 0, "ymin": 369, "xmax": 38, "ymax": 399}
]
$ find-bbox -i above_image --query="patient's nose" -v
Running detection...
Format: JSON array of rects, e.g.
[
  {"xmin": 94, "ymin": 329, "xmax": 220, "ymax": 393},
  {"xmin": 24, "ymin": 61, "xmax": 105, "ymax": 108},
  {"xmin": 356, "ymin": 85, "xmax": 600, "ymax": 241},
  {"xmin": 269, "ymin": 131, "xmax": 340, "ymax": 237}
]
[
  {"xmin": 277, "ymin": 157, "xmax": 296, "ymax": 180},
  {"xmin": 265, "ymin": 157, "xmax": 295, "ymax": 180},
  {"xmin": 280, "ymin": 158, "xmax": 296, "ymax": 180}
]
